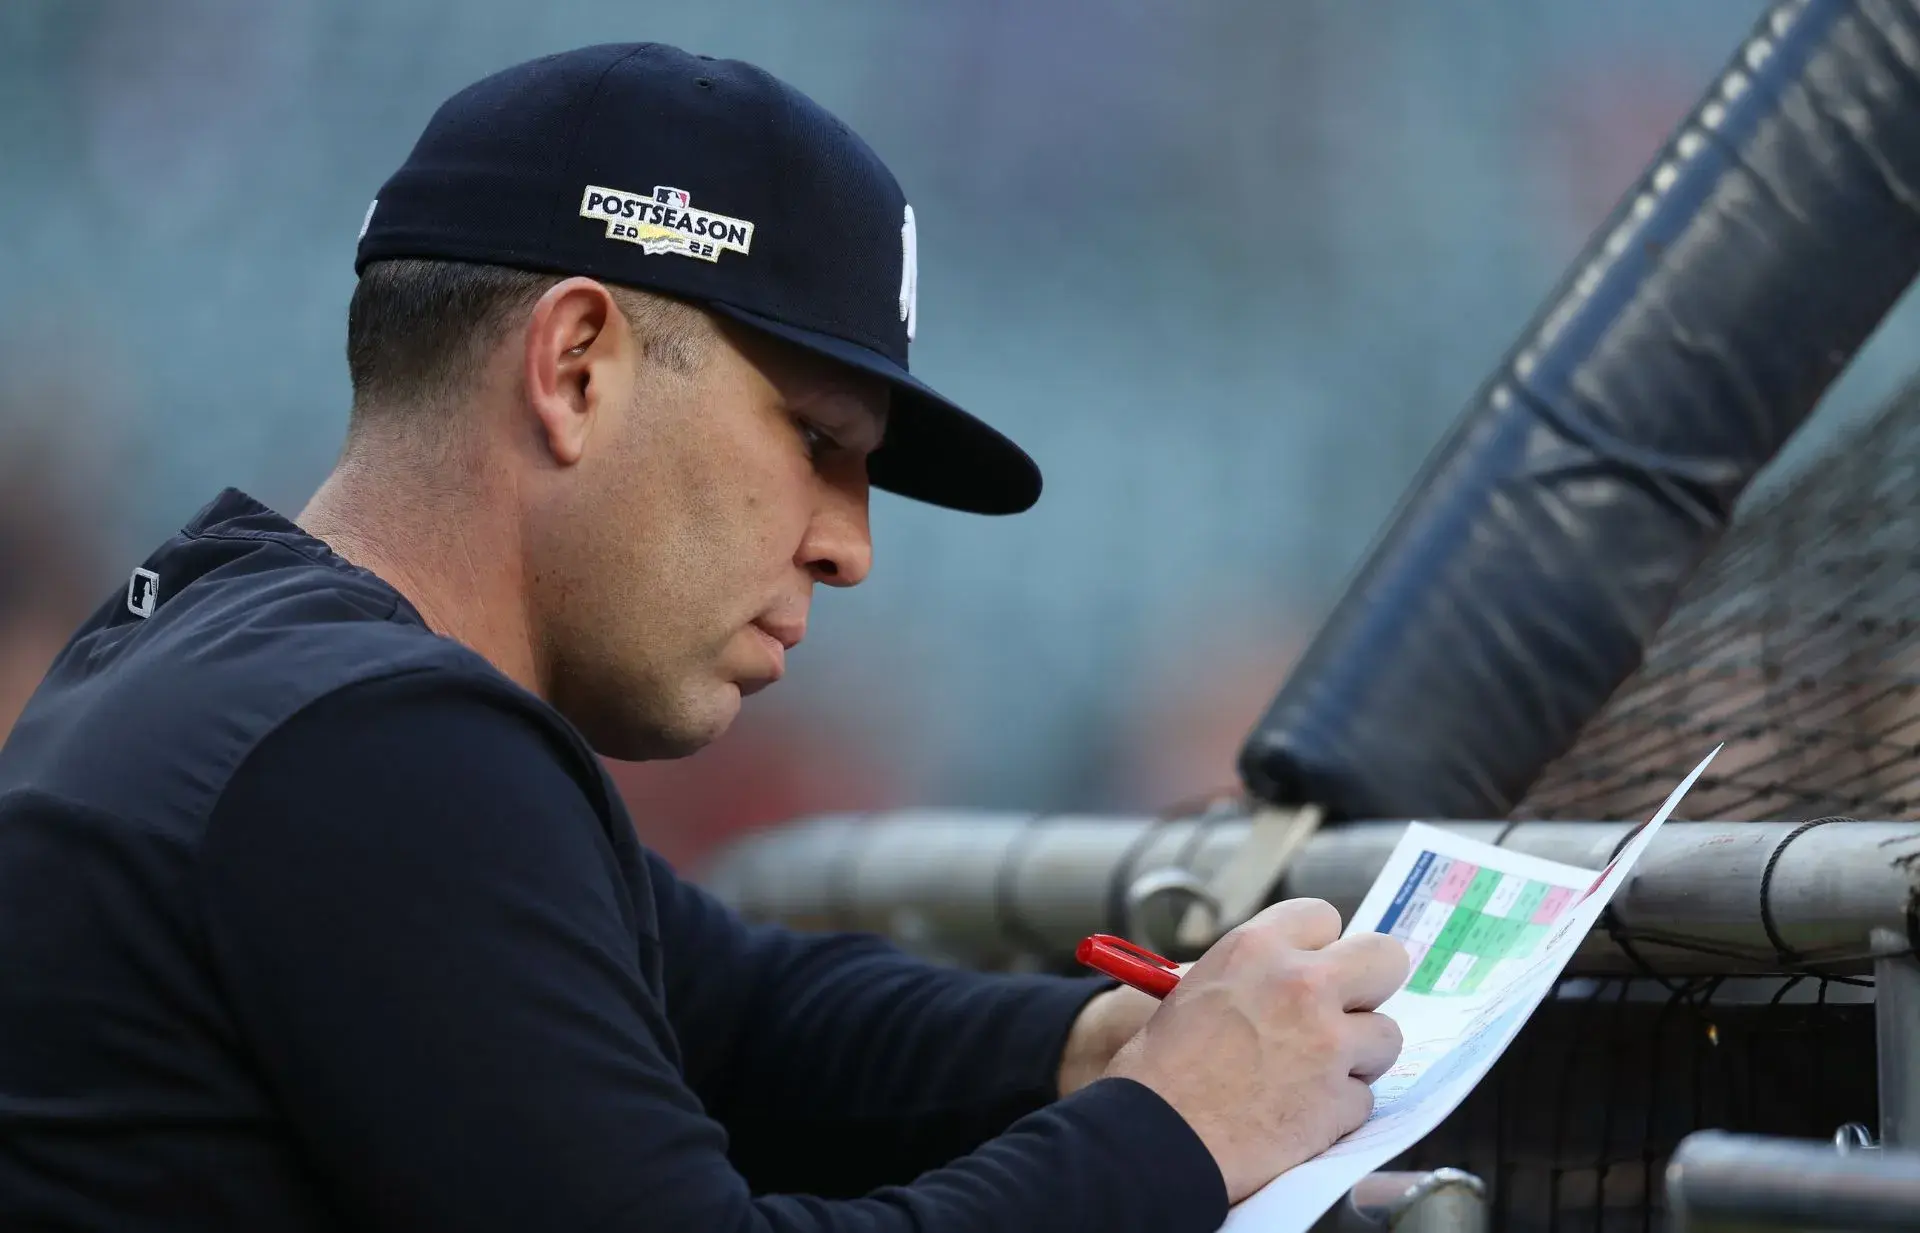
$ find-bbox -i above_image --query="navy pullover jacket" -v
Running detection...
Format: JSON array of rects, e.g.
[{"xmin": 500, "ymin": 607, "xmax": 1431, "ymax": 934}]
[{"xmin": 0, "ymin": 491, "xmax": 1229, "ymax": 1232}]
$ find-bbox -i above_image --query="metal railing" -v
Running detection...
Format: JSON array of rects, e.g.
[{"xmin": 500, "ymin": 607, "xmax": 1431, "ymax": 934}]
[
  {"xmin": 1336, "ymin": 1170, "xmax": 1488, "ymax": 1233},
  {"xmin": 1665, "ymin": 1130, "xmax": 1920, "ymax": 1232},
  {"xmin": 706, "ymin": 813, "xmax": 1920, "ymax": 977}
]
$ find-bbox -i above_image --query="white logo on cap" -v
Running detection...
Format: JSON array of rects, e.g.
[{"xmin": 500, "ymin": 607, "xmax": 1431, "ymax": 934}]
[
  {"xmin": 899, "ymin": 204, "xmax": 918, "ymax": 342},
  {"xmin": 358, "ymin": 199, "xmax": 377, "ymax": 241},
  {"xmin": 578, "ymin": 184, "xmax": 755, "ymax": 264}
]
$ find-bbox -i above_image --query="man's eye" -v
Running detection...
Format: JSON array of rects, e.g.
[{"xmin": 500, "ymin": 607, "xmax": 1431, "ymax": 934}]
[{"xmin": 798, "ymin": 420, "xmax": 839, "ymax": 458}]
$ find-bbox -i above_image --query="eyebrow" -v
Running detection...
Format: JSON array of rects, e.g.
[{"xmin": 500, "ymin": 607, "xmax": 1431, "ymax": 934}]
[
  {"xmin": 842, "ymin": 398, "xmax": 889, "ymax": 453},
  {"xmin": 807, "ymin": 376, "xmax": 889, "ymax": 449}
]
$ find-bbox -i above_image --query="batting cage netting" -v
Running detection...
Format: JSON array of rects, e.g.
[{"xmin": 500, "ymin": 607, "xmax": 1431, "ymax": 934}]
[
  {"xmin": 1372, "ymin": 384, "xmax": 1920, "ymax": 1232},
  {"xmin": 1385, "ymin": 977, "xmax": 1877, "ymax": 1233},
  {"xmin": 1520, "ymin": 388, "xmax": 1920, "ymax": 828}
]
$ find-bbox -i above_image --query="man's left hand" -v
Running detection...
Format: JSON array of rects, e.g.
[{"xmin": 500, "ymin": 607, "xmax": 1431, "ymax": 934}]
[{"xmin": 1056, "ymin": 978, "xmax": 1176, "ymax": 1098}]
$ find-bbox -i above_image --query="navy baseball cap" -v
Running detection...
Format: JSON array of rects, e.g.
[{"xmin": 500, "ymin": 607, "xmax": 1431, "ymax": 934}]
[{"xmin": 355, "ymin": 42, "xmax": 1041, "ymax": 515}]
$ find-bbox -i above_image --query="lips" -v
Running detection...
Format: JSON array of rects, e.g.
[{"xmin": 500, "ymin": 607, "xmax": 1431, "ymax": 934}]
[
  {"xmin": 753, "ymin": 619, "xmax": 806, "ymax": 652},
  {"xmin": 745, "ymin": 618, "xmax": 804, "ymax": 688},
  {"xmin": 748, "ymin": 624, "xmax": 788, "ymax": 682}
]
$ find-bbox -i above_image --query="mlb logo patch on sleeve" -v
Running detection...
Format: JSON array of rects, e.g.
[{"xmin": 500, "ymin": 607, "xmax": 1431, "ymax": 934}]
[
  {"xmin": 578, "ymin": 184, "xmax": 755, "ymax": 264},
  {"xmin": 127, "ymin": 567, "xmax": 160, "ymax": 619}
]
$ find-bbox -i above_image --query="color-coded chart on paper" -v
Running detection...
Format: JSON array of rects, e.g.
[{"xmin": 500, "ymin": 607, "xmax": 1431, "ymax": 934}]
[
  {"xmin": 1373, "ymin": 853, "xmax": 1576, "ymax": 997},
  {"xmin": 1222, "ymin": 745, "xmax": 1722, "ymax": 1233}
]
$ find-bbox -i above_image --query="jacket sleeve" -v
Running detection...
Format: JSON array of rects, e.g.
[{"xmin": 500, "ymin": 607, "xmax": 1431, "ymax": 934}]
[
  {"xmin": 198, "ymin": 673, "xmax": 1229, "ymax": 1233},
  {"xmin": 651, "ymin": 851, "xmax": 1121, "ymax": 1196}
]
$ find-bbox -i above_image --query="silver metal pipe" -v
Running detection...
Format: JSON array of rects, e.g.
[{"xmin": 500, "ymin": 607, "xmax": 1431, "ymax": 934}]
[
  {"xmin": 1666, "ymin": 1130, "xmax": 1920, "ymax": 1232},
  {"xmin": 1343, "ymin": 1169, "xmax": 1487, "ymax": 1233},
  {"xmin": 1874, "ymin": 928, "xmax": 1920, "ymax": 1149},
  {"xmin": 702, "ymin": 812, "xmax": 1920, "ymax": 974}
]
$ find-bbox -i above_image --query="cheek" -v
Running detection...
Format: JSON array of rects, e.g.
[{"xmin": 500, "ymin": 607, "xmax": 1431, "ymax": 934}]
[
  {"xmin": 700, "ymin": 434, "xmax": 814, "ymax": 564},
  {"xmin": 613, "ymin": 397, "xmax": 816, "ymax": 625},
  {"xmin": 735, "ymin": 480, "xmax": 800, "ymax": 559},
  {"xmin": 656, "ymin": 443, "xmax": 808, "ymax": 609}
]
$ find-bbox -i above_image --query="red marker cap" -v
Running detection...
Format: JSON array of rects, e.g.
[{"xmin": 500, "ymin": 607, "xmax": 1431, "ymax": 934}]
[{"xmin": 1076, "ymin": 933, "xmax": 1182, "ymax": 1000}]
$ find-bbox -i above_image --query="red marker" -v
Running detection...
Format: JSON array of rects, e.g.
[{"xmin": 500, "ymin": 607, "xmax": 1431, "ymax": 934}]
[{"xmin": 1076, "ymin": 933, "xmax": 1182, "ymax": 1000}]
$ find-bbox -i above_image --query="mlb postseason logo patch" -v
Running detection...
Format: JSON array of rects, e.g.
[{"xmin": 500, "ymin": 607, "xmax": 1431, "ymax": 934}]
[{"xmin": 579, "ymin": 184, "xmax": 754, "ymax": 264}]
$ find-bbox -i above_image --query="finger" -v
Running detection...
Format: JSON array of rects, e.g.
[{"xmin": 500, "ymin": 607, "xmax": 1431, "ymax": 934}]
[
  {"xmin": 1236, "ymin": 897, "xmax": 1342, "ymax": 952},
  {"xmin": 1320, "ymin": 930, "xmax": 1412, "ymax": 1010},
  {"xmin": 1342, "ymin": 1010, "xmax": 1404, "ymax": 1084},
  {"xmin": 1334, "ymin": 1076, "xmax": 1377, "ymax": 1138}
]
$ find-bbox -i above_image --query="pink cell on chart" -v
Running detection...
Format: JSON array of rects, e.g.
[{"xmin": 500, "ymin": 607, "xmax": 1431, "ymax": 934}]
[
  {"xmin": 1533, "ymin": 886, "xmax": 1573, "ymax": 924},
  {"xmin": 1433, "ymin": 860, "xmax": 1478, "ymax": 904}
]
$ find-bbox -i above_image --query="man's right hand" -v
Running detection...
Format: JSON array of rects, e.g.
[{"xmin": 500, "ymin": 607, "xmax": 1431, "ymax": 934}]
[{"xmin": 1102, "ymin": 898, "xmax": 1409, "ymax": 1204}]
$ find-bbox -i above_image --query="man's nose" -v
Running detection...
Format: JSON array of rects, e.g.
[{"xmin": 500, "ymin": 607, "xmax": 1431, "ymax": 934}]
[{"xmin": 801, "ymin": 484, "xmax": 873, "ymax": 588}]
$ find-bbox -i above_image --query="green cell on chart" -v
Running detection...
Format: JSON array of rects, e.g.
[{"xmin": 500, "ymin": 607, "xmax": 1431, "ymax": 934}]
[
  {"xmin": 1458, "ymin": 869, "xmax": 1501, "ymax": 913},
  {"xmin": 1509, "ymin": 879, "xmax": 1549, "ymax": 922},
  {"xmin": 1408, "ymin": 945, "xmax": 1452, "ymax": 994}
]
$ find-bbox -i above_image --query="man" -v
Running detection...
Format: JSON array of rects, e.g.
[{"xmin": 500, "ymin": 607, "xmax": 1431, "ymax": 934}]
[{"xmin": 0, "ymin": 44, "xmax": 1406, "ymax": 1232}]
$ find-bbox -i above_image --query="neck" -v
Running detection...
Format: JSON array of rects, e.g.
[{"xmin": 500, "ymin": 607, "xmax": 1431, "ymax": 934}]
[{"xmin": 297, "ymin": 441, "xmax": 543, "ymax": 696}]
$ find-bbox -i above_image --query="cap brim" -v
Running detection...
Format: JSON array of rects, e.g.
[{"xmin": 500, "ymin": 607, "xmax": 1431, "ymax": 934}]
[{"xmin": 706, "ymin": 303, "xmax": 1041, "ymax": 515}]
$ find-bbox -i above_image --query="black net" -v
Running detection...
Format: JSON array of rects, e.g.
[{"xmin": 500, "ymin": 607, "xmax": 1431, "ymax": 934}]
[
  {"xmin": 1517, "ymin": 381, "xmax": 1920, "ymax": 827},
  {"xmin": 1099, "ymin": 376, "xmax": 1920, "ymax": 1232},
  {"xmin": 1386, "ymin": 978, "xmax": 1877, "ymax": 1233},
  {"xmin": 1372, "ymin": 382, "xmax": 1920, "ymax": 1230}
]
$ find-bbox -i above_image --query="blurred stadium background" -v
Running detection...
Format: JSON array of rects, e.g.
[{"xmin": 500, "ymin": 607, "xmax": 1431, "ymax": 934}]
[{"xmin": 8, "ymin": 0, "xmax": 1920, "ymax": 875}]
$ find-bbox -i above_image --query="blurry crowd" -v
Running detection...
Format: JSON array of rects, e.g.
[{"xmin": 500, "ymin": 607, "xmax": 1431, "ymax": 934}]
[
  {"xmin": 0, "ymin": 476, "xmax": 89, "ymax": 743},
  {"xmin": 0, "ymin": 374, "xmax": 113, "ymax": 742}
]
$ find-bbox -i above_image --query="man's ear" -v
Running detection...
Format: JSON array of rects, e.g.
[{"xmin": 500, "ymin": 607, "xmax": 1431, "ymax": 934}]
[{"xmin": 520, "ymin": 277, "xmax": 635, "ymax": 467}]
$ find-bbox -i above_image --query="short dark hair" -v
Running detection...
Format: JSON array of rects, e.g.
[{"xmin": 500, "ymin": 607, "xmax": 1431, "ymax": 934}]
[{"xmin": 345, "ymin": 258, "xmax": 711, "ymax": 424}]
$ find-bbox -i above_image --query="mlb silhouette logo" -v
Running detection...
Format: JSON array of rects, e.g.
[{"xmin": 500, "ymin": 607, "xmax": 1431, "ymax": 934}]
[
  {"xmin": 127, "ymin": 567, "xmax": 160, "ymax": 619},
  {"xmin": 653, "ymin": 186, "xmax": 691, "ymax": 208}
]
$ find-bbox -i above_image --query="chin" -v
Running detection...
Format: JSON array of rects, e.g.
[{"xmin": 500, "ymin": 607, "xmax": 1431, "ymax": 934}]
[{"xmin": 586, "ymin": 684, "xmax": 743, "ymax": 763}]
